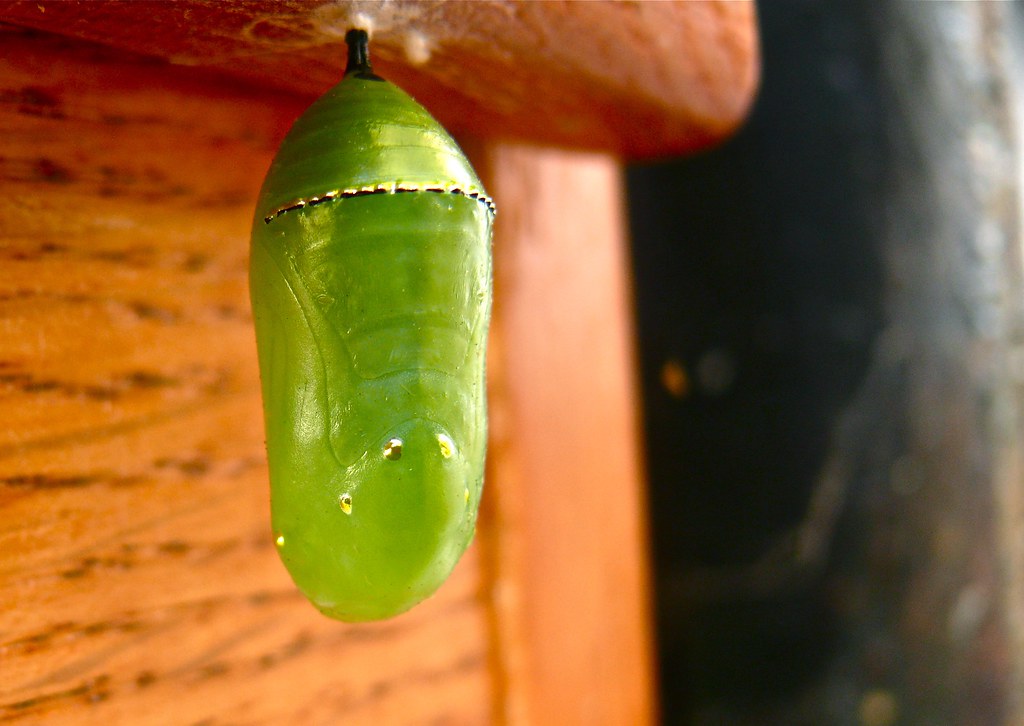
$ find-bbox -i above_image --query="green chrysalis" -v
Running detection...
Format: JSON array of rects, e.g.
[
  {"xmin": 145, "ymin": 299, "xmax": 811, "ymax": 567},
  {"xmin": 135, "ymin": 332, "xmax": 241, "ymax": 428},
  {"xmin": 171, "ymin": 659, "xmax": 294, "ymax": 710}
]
[{"xmin": 249, "ymin": 29, "xmax": 493, "ymax": 621}]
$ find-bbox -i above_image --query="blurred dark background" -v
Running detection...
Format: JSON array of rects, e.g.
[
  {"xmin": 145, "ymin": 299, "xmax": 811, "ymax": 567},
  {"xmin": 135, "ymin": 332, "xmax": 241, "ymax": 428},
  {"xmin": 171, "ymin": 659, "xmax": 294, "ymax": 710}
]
[{"xmin": 627, "ymin": 2, "xmax": 1024, "ymax": 724}]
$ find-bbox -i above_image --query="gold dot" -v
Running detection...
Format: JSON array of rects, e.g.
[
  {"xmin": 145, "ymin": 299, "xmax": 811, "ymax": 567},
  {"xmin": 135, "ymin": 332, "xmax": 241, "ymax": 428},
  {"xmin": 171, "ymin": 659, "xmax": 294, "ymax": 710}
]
[
  {"xmin": 383, "ymin": 438, "xmax": 403, "ymax": 460},
  {"xmin": 339, "ymin": 493, "xmax": 353, "ymax": 514},
  {"xmin": 275, "ymin": 534, "xmax": 285, "ymax": 548},
  {"xmin": 438, "ymin": 433, "xmax": 455, "ymax": 459},
  {"xmin": 464, "ymin": 487, "xmax": 470, "ymax": 504},
  {"xmin": 660, "ymin": 358, "xmax": 689, "ymax": 399}
]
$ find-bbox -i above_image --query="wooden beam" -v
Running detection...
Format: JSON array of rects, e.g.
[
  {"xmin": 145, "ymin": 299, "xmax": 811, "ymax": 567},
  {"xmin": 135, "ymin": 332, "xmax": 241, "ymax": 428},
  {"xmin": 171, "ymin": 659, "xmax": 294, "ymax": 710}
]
[
  {"xmin": 479, "ymin": 143, "xmax": 656, "ymax": 725},
  {"xmin": 0, "ymin": 0, "xmax": 760, "ymax": 158}
]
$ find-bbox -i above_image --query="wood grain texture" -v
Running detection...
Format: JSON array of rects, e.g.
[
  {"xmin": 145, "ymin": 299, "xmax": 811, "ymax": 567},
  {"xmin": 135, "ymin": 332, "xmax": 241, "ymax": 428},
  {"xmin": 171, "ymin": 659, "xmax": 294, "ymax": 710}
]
[
  {"xmin": 478, "ymin": 145, "xmax": 656, "ymax": 726},
  {"xmin": 1, "ymin": 16, "xmax": 660, "ymax": 725},
  {"xmin": 0, "ymin": 0, "xmax": 760, "ymax": 158},
  {"xmin": 0, "ymin": 27, "xmax": 492, "ymax": 724}
]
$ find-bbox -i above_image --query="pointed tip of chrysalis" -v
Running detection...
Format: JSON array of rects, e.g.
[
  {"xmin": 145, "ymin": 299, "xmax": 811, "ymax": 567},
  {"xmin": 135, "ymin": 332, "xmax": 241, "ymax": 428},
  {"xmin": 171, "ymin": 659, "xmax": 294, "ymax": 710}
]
[{"xmin": 345, "ymin": 28, "xmax": 382, "ymax": 80}]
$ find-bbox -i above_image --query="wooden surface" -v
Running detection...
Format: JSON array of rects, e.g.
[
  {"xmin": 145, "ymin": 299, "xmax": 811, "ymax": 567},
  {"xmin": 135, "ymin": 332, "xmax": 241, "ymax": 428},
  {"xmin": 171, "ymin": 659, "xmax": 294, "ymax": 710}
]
[
  {"xmin": 0, "ymin": 20, "xmax": 656, "ymax": 726},
  {"xmin": 480, "ymin": 146, "xmax": 654, "ymax": 725},
  {"xmin": 0, "ymin": 0, "xmax": 760, "ymax": 159},
  {"xmin": 0, "ymin": 27, "xmax": 493, "ymax": 724}
]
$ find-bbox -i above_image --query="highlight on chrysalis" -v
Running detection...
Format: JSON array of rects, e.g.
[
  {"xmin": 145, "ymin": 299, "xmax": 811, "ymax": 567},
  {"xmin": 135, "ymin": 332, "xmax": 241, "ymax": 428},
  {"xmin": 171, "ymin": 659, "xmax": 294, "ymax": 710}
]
[{"xmin": 248, "ymin": 28, "xmax": 494, "ymax": 622}]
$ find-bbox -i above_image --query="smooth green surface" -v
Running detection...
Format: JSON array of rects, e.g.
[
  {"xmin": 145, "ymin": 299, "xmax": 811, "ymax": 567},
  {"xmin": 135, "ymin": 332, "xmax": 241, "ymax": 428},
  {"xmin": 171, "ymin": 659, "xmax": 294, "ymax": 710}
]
[
  {"xmin": 249, "ymin": 72, "xmax": 493, "ymax": 621},
  {"xmin": 256, "ymin": 74, "xmax": 489, "ymax": 217}
]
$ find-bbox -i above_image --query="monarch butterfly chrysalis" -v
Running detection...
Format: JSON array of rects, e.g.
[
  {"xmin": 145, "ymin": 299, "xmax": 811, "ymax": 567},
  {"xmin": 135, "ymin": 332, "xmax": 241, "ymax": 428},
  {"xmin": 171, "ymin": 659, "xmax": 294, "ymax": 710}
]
[{"xmin": 249, "ymin": 29, "xmax": 493, "ymax": 621}]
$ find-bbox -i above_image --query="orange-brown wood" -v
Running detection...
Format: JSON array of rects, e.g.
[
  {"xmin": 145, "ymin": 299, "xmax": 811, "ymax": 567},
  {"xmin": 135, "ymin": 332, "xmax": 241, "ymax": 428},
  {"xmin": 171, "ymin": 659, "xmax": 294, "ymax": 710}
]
[
  {"xmin": 478, "ymin": 144, "xmax": 655, "ymax": 725},
  {"xmin": 0, "ymin": 0, "xmax": 760, "ymax": 158},
  {"xmin": 0, "ymin": 28, "xmax": 492, "ymax": 723},
  {"xmin": 0, "ymin": 0, "xmax": 751, "ymax": 712}
]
